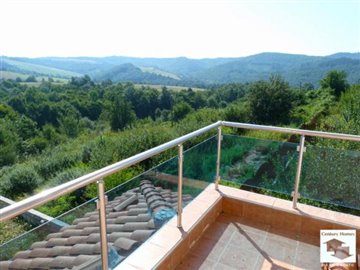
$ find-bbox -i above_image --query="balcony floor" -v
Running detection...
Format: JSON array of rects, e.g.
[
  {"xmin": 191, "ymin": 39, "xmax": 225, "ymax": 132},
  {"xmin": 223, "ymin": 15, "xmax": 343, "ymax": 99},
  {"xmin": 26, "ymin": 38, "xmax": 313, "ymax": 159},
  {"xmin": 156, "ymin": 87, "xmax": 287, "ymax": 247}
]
[{"xmin": 176, "ymin": 213, "xmax": 320, "ymax": 270}]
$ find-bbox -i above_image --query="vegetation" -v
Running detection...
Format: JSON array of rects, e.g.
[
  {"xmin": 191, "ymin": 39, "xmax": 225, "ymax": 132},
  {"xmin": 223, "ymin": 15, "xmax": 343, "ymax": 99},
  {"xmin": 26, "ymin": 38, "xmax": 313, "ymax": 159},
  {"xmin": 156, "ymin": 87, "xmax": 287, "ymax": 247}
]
[
  {"xmin": 320, "ymin": 70, "xmax": 350, "ymax": 97},
  {"xmin": 2, "ymin": 53, "xmax": 359, "ymax": 87},
  {"xmin": 0, "ymin": 69, "xmax": 359, "ymax": 242}
]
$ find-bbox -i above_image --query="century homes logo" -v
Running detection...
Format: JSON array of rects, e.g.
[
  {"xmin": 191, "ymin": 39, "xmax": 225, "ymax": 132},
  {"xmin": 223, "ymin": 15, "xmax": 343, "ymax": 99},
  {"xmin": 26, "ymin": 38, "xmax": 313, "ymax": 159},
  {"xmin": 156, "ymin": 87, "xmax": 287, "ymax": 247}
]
[{"xmin": 320, "ymin": 230, "xmax": 356, "ymax": 263}]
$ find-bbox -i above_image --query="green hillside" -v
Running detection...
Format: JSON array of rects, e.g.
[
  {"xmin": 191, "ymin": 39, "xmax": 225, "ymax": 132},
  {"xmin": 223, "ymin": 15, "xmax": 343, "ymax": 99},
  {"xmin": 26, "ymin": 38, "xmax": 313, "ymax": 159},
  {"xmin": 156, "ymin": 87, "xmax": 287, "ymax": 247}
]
[
  {"xmin": 1, "ymin": 52, "xmax": 359, "ymax": 86},
  {"xmin": 1, "ymin": 58, "xmax": 82, "ymax": 78}
]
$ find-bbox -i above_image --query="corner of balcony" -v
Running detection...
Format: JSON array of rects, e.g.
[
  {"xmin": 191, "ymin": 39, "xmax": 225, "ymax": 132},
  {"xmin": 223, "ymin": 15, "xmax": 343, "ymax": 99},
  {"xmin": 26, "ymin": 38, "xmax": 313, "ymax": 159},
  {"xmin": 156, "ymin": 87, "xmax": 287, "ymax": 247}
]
[{"xmin": 118, "ymin": 184, "xmax": 360, "ymax": 270}]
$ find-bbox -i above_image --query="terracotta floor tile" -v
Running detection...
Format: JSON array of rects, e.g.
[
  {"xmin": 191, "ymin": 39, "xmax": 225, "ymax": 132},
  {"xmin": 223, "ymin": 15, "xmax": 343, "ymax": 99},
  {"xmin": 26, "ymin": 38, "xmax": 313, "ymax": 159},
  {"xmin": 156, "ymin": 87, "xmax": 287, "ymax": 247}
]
[
  {"xmin": 202, "ymin": 221, "xmax": 235, "ymax": 244},
  {"xmin": 261, "ymin": 234, "xmax": 298, "ymax": 265},
  {"xmin": 174, "ymin": 212, "xmax": 330, "ymax": 270},
  {"xmin": 218, "ymin": 243, "xmax": 259, "ymax": 269},
  {"xmin": 229, "ymin": 229, "xmax": 266, "ymax": 253},
  {"xmin": 233, "ymin": 219, "xmax": 270, "ymax": 235},
  {"xmin": 293, "ymin": 241, "xmax": 320, "ymax": 270},
  {"xmin": 191, "ymin": 237, "xmax": 227, "ymax": 262}
]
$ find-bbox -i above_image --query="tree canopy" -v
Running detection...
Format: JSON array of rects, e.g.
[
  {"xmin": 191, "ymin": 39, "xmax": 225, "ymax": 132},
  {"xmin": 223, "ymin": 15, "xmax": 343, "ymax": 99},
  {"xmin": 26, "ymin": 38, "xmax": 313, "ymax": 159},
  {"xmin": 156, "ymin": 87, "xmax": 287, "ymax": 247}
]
[
  {"xmin": 320, "ymin": 70, "xmax": 349, "ymax": 97},
  {"xmin": 248, "ymin": 75, "xmax": 294, "ymax": 124}
]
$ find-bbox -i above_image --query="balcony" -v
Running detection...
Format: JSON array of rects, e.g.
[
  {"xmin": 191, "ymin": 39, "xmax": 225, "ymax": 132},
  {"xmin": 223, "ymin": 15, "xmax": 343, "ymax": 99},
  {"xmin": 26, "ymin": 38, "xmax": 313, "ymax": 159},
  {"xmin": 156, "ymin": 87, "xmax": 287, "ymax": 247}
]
[{"xmin": 0, "ymin": 121, "xmax": 359, "ymax": 270}]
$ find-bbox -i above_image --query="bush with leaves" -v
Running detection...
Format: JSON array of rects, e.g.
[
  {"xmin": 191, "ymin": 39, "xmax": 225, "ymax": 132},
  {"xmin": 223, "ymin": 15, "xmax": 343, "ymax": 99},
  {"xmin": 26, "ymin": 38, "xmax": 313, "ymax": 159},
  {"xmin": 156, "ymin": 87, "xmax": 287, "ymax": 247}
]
[
  {"xmin": 35, "ymin": 150, "xmax": 81, "ymax": 180},
  {"xmin": 1, "ymin": 165, "xmax": 39, "ymax": 198}
]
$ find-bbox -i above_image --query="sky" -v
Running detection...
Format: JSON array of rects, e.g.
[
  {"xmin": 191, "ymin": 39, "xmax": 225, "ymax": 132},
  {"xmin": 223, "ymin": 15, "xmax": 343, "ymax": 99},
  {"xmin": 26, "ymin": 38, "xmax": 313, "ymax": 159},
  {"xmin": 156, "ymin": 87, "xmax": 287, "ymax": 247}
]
[{"xmin": 1, "ymin": 0, "xmax": 359, "ymax": 58}]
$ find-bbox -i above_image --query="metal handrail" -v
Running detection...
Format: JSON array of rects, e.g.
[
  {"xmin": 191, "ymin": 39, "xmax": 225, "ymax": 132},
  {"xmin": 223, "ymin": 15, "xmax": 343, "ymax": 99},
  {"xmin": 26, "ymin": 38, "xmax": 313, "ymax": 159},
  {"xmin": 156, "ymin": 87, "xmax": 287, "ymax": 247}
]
[
  {"xmin": 0, "ymin": 121, "xmax": 221, "ymax": 222},
  {"xmin": 1, "ymin": 120, "xmax": 359, "ymax": 221},
  {"xmin": 1, "ymin": 120, "xmax": 360, "ymax": 269},
  {"xmin": 222, "ymin": 121, "xmax": 360, "ymax": 142},
  {"xmin": 222, "ymin": 120, "xmax": 360, "ymax": 208}
]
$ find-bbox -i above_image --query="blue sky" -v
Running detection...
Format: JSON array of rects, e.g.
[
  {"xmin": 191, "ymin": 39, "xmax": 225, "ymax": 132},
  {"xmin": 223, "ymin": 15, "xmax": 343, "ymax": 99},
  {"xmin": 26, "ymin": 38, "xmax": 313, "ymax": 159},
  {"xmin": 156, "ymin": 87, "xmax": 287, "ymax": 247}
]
[{"xmin": 1, "ymin": 0, "xmax": 359, "ymax": 58}]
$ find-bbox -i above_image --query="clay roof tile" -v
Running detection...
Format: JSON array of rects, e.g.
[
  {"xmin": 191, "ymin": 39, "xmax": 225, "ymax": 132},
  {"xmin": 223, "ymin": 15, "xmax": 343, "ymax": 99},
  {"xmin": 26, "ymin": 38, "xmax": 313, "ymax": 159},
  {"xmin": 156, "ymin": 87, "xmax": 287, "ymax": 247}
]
[
  {"xmin": 113, "ymin": 237, "xmax": 138, "ymax": 251},
  {"xmin": 30, "ymin": 241, "xmax": 47, "ymax": 249},
  {"xmin": 45, "ymin": 232, "xmax": 63, "ymax": 240},
  {"xmin": 127, "ymin": 208, "xmax": 148, "ymax": 216},
  {"xmin": 69, "ymin": 244, "xmax": 98, "ymax": 256},
  {"xmin": 130, "ymin": 230, "xmax": 155, "ymax": 242},
  {"xmin": 75, "ymin": 221, "xmax": 98, "ymax": 229},
  {"xmin": 28, "ymin": 248, "xmax": 51, "ymax": 258},
  {"xmin": 29, "ymin": 257, "xmax": 54, "ymax": 269},
  {"xmin": 13, "ymin": 251, "xmax": 31, "ymax": 259},
  {"xmin": 66, "ymin": 236, "xmax": 88, "ymax": 245},
  {"xmin": 47, "ymin": 246, "xmax": 72, "ymax": 257},
  {"xmin": 1, "ymin": 180, "xmax": 192, "ymax": 270},
  {"xmin": 60, "ymin": 229, "xmax": 84, "ymax": 238},
  {"xmin": 0, "ymin": 261, "xmax": 11, "ymax": 270},
  {"xmin": 48, "ymin": 256, "xmax": 76, "ymax": 269},
  {"xmin": 9, "ymin": 258, "xmax": 33, "ymax": 269}
]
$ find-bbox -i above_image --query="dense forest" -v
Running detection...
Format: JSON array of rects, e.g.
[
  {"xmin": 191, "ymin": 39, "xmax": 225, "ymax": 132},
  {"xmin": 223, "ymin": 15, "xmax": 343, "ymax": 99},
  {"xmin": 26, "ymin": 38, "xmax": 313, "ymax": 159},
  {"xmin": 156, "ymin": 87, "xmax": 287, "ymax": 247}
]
[{"xmin": 0, "ymin": 70, "xmax": 359, "ymax": 240}]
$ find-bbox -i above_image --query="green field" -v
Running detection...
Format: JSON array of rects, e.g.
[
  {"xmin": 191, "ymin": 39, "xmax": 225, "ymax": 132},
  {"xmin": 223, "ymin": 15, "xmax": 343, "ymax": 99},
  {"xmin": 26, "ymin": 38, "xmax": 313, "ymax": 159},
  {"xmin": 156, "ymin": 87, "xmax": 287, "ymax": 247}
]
[
  {"xmin": 0, "ymin": 71, "xmax": 68, "ymax": 84},
  {"xmin": 0, "ymin": 71, "xmax": 29, "ymax": 80},
  {"xmin": 3, "ymin": 59, "xmax": 82, "ymax": 78},
  {"xmin": 139, "ymin": 66, "xmax": 181, "ymax": 80},
  {"xmin": 134, "ymin": 84, "xmax": 206, "ymax": 91}
]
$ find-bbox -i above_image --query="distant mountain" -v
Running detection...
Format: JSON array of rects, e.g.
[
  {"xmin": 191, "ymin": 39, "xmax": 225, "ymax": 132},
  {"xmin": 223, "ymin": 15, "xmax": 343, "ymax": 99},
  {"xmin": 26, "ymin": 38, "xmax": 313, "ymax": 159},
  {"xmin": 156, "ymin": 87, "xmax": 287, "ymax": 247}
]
[
  {"xmin": 1, "ymin": 52, "xmax": 359, "ymax": 86},
  {"xmin": 0, "ymin": 57, "xmax": 81, "ymax": 78},
  {"xmin": 95, "ymin": 63, "xmax": 182, "ymax": 85},
  {"xmin": 327, "ymin": 52, "xmax": 360, "ymax": 60},
  {"xmin": 193, "ymin": 53, "xmax": 360, "ymax": 86}
]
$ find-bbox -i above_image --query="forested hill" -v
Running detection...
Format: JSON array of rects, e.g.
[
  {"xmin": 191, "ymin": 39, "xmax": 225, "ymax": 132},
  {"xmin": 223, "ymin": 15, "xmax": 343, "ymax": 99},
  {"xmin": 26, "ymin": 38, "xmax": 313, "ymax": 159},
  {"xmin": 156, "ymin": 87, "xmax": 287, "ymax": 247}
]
[{"xmin": 1, "ymin": 52, "xmax": 359, "ymax": 86}]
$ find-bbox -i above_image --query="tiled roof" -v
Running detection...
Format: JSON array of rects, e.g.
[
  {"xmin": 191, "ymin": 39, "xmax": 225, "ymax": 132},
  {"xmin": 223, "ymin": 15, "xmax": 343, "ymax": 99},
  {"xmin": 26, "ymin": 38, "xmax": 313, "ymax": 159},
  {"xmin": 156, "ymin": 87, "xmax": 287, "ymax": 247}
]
[{"xmin": 0, "ymin": 180, "xmax": 192, "ymax": 270}]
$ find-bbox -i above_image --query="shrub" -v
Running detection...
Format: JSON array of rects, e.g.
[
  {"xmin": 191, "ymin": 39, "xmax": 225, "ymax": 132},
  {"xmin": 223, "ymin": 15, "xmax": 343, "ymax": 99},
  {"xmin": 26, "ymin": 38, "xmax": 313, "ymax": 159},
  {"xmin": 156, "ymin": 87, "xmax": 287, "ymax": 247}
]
[
  {"xmin": 35, "ymin": 151, "xmax": 81, "ymax": 180},
  {"xmin": 1, "ymin": 165, "xmax": 39, "ymax": 198},
  {"xmin": 45, "ymin": 167, "xmax": 89, "ymax": 188},
  {"xmin": 23, "ymin": 137, "xmax": 48, "ymax": 155}
]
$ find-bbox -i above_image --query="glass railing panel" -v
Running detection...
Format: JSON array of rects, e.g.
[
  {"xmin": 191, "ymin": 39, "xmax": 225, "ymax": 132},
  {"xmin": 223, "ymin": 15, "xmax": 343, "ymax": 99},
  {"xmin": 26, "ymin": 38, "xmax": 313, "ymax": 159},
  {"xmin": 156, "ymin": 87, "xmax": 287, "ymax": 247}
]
[
  {"xmin": 300, "ymin": 145, "xmax": 360, "ymax": 210},
  {"xmin": 0, "ymin": 198, "xmax": 97, "ymax": 261},
  {"xmin": 152, "ymin": 136, "xmax": 217, "ymax": 199},
  {"xmin": 220, "ymin": 134, "xmax": 299, "ymax": 196}
]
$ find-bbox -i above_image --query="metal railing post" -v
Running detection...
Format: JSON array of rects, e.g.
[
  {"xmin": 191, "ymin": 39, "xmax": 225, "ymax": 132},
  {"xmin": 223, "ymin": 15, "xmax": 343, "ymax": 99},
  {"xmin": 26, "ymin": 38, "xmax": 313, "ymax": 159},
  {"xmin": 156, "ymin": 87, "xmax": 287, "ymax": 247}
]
[
  {"xmin": 215, "ymin": 126, "xmax": 222, "ymax": 190},
  {"xmin": 97, "ymin": 179, "xmax": 109, "ymax": 270},
  {"xmin": 292, "ymin": 135, "xmax": 306, "ymax": 209},
  {"xmin": 177, "ymin": 144, "xmax": 183, "ymax": 228}
]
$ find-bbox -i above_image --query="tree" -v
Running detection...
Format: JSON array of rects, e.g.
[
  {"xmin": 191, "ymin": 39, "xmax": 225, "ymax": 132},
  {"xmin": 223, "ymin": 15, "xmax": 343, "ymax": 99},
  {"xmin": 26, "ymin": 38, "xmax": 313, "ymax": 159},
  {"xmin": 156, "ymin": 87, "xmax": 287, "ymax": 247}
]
[
  {"xmin": 159, "ymin": 87, "xmax": 173, "ymax": 110},
  {"xmin": 249, "ymin": 75, "xmax": 294, "ymax": 124},
  {"xmin": 171, "ymin": 102, "xmax": 192, "ymax": 122},
  {"xmin": 0, "ymin": 120, "xmax": 19, "ymax": 166},
  {"xmin": 302, "ymin": 82, "xmax": 314, "ymax": 91},
  {"xmin": 320, "ymin": 70, "xmax": 349, "ymax": 97},
  {"xmin": 59, "ymin": 115, "xmax": 80, "ymax": 138},
  {"xmin": 110, "ymin": 96, "xmax": 136, "ymax": 131},
  {"xmin": 224, "ymin": 103, "xmax": 250, "ymax": 123},
  {"xmin": 25, "ymin": 75, "xmax": 37, "ymax": 82},
  {"xmin": 15, "ymin": 116, "xmax": 38, "ymax": 140}
]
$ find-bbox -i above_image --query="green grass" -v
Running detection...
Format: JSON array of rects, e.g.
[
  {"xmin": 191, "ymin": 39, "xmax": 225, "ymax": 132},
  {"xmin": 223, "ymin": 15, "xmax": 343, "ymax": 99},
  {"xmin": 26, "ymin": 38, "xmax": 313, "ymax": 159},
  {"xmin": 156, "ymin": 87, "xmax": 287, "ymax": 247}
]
[
  {"xmin": 0, "ymin": 217, "xmax": 33, "ymax": 245},
  {"xmin": 3, "ymin": 59, "xmax": 82, "ymax": 78},
  {"xmin": 139, "ymin": 66, "xmax": 181, "ymax": 80},
  {"xmin": 0, "ymin": 71, "xmax": 29, "ymax": 80},
  {"xmin": 0, "ymin": 70, "xmax": 68, "ymax": 84},
  {"xmin": 134, "ymin": 84, "xmax": 206, "ymax": 92}
]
